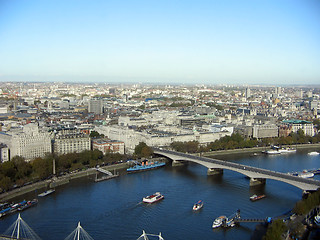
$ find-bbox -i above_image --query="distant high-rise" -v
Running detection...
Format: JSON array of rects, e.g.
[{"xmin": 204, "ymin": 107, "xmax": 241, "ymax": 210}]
[
  {"xmin": 275, "ymin": 87, "xmax": 282, "ymax": 95},
  {"xmin": 245, "ymin": 88, "xmax": 251, "ymax": 99},
  {"xmin": 88, "ymin": 98, "xmax": 103, "ymax": 114}
]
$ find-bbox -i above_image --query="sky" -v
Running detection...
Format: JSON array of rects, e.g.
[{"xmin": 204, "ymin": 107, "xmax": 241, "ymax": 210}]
[{"xmin": 0, "ymin": 0, "xmax": 319, "ymax": 85}]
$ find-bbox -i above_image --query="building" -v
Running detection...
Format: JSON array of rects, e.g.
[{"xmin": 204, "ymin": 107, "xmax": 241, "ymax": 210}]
[
  {"xmin": 252, "ymin": 124, "xmax": 278, "ymax": 139},
  {"xmin": 0, "ymin": 123, "xmax": 52, "ymax": 160},
  {"xmin": 0, "ymin": 144, "xmax": 9, "ymax": 162},
  {"xmin": 92, "ymin": 139, "xmax": 125, "ymax": 154},
  {"xmin": 279, "ymin": 120, "xmax": 315, "ymax": 137},
  {"xmin": 54, "ymin": 131, "xmax": 91, "ymax": 155},
  {"xmin": 245, "ymin": 88, "xmax": 251, "ymax": 99},
  {"xmin": 88, "ymin": 99, "xmax": 103, "ymax": 114},
  {"xmin": 95, "ymin": 125, "xmax": 232, "ymax": 153}
]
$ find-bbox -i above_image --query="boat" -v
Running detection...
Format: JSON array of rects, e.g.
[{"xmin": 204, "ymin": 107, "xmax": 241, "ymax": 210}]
[
  {"xmin": 212, "ymin": 216, "xmax": 227, "ymax": 228},
  {"xmin": 192, "ymin": 200, "xmax": 203, "ymax": 211},
  {"xmin": 265, "ymin": 146, "xmax": 296, "ymax": 154},
  {"xmin": 127, "ymin": 160, "xmax": 166, "ymax": 173},
  {"xmin": 143, "ymin": 192, "xmax": 164, "ymax": 203},
  {"xmin": 314, "ymin": 214, "xmax": 320, "ymax": 225},
  {"xmin": 265, "ymin": 150, "xmax": 281, "ymax": 154},
  {"xmin": 38, "ymin": 189, "xmax": 55, "ymax": 197},
  {"xmin": 308, "ymin": 151, "xmax": 319, "ymax": 156},
  {"xmin": 279, "ymin": 147, "xmax": 296, "ymax": 154},
  {"xmin": 250, "ymin": 194, "xmax": 266, "ymax": 201},
  {"xmin": 18, "ymin": 199, "xmax": 38, "ymax": 211},
  {"xmin": 298, "ymin": 172, "xmax": 314, "ymax": 178}
]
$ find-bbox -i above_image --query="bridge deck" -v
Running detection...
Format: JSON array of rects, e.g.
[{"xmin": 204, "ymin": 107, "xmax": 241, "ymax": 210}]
[{"xmin": 153, "ymin": 148, "xmax": 320, "ymax": 191}]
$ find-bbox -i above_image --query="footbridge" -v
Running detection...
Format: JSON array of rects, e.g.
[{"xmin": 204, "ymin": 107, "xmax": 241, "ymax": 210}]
[{"xmin": 153, "ymin": 148, "xmax": 320, "ymax": 191}]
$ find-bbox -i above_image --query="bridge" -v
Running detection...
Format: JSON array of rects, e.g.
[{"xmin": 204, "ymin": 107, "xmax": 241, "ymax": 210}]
[{"xmin": 153, "ymin": 148, "xmax": 320, "ymax": 191}]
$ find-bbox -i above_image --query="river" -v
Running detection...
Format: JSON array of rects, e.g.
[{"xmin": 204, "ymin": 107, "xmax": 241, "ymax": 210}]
[{"xmin": 0, "ymin": 150, "xmax": 319, "ymax": 240}]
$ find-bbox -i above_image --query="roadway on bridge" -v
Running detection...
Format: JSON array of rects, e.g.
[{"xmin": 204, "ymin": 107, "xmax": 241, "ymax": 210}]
[{"xmin": 154, "ymin": 148, "xmax": 320, "ymax": 189}]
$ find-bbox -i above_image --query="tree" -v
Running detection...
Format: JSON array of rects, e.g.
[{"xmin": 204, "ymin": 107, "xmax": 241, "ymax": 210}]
[
  {"xmin": 263, "ymin": 219, "xmax": 287, "ymax": 240},
  {"xmin": 0, "ymin": 175, "xmax": 12, "ymax": 192},
  {"xmin": 134, "ymin": 142, "xmax": 153, "ymax": 158},
  {"xmin": 32, "ymin": 157, "xmax": 52, "ymax": 180},
  {"xmin": 90, "ymin": 131, "xmax": 104, "ymax": 138}
]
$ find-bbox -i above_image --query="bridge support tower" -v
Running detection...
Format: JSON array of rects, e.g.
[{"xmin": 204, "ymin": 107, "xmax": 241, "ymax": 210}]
[
  {"xmin": 207, "ymin": 168, "xmax": 223, "ymax": 176},
  {"xmin": 250, "ymin": 178, "xmax": 266, "ymax": 187},
  {"xmin": 172, "ymin": 160, "xmax": 185, "ymax": 167}
]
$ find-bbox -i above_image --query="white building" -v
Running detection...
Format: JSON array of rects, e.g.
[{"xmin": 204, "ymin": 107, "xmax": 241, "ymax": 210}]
[
  {"xmin": 95, "ymin": 125, "xmax": 232, "ymax": 153},
  {"xmin": 281, "ymin": 120, "xmax": 315, "ymax": 136},
  {"xmin": 54, "ymin": 132, "xmax": 91, "ymax": 155},
  {"xmin": 0, "ymin": 144, "xmax": 9, "ymax": 162},
  {"xmin": 0, "ymin": 124, "xmax": 52, "ymax": 160}
]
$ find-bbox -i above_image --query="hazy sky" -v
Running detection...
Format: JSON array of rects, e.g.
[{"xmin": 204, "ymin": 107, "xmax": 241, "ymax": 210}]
[{"xmin": 0, "ymin": 0, "xmax": 319, "ymax": 85}]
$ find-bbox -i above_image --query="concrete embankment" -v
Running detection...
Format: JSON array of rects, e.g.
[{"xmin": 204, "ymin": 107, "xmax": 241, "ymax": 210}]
[{"xmin": 0, "ymin": 163, "xmax": 129, "ymax": 202}]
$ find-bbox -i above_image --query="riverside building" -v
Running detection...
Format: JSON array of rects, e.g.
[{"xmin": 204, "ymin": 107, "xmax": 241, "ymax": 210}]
[
  {"xmin": 0, "ymin": 123, "xmax": 52, "ymax": 160},
  {"xmin": 53, "ymin": 131, "xmax": 91, "ymax": 155},
  {"xmin": 92, "ymin": 139, "xmax": 125, "ymax": 154}
]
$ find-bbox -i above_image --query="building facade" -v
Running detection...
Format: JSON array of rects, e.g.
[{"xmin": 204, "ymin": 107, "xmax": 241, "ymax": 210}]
[
  {"xmin": 92, "ymin": 139, "xmax": 125, "ymax": 154},
  {"xmin": 54, "ymin": 132, "xmax": 91, "ymax": 155},
  {"xmin": 88, "ymin": 99, "xmax": 103, "ymax": 114},
  {"xmin": 279, "ymin": 120, "xmax": 315, "ymax": 137},
  {"xmin": 252, "ymin": 124, "xmax": 278, "ymax": 139},
  {"xmin": 0, "ymin": 124, "xmax": 52, "ymax": 160}
]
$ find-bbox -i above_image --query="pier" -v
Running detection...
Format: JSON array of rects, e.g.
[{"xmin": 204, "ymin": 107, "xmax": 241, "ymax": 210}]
[{"xmin": 94, "ymin": 168, "xmax": 119, "ymax": 182}]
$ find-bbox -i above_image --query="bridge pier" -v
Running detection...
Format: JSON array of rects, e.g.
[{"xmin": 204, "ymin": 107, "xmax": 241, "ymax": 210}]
[
  {"xmin": 207, "ymin": 168, "xmax": 223, "ymax": 176},
  {"xmin": 172, "ymin": 160, "xmax": 185, "ymax": 167},
  {"xmin": 250, "ymin": 178, "xmax": 266, "ymax": 187}
]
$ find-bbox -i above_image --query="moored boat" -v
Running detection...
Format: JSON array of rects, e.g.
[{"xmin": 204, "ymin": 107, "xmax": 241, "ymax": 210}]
[
  {"xmin": 314, "ymin": 214, "xmax": 320, "ymax": 225},
  {"xmin": 250, "ymin": 194, "xmax": 266, "ymax": 201},
  {"xmin": 127, "ymin": 160, "xmax": 166, "ymax": 173},
  {"xmin": 192, "ymin": 200, "xmax": 203, "ymax": 211},
  {"xmin": 143, "ymin": 192, "xmax": 164, "ymax": 203},
  {"xmin": 279, "ymin": 147, "xmax": 296, "ymax": 154},
  {"xmin": 18, "ymin": 199, "xmax": 38, "ymax": 211},
  {"xmin": 38, "ymin": 189, "xmax": 55, "ymax": 197},
  {"xmin": 212, "ymin": 216, "xmax": 227, "ymax": 228}
]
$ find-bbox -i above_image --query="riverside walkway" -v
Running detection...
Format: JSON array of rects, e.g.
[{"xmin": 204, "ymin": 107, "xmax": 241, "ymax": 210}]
[{"xmin": 153, "ymin": 148, "xmax": 320, "ymax": 191}]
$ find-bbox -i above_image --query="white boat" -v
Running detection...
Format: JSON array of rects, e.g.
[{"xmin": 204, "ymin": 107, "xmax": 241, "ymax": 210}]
[
  {"xmin": 266, "ymin": 146, "xmax": 296, "ymax": 154},
  {"xmin": 266, "ymin": 150, "xmax": 281, "ymax": 154},
  {"xmin": 192, "ymin": 200, "xmax": 203, "ymax": 211},
  {"xmin": 38, "ymin": 189, "xmax": 55, "ymax": 197},
  {"xmin": 299, "ymin": 172, "xmax": 314, "ymax": 178},
  {"xmin": 143, "ymin": 192, "xmax": 164, "ymax": 203},
  {"xmin": 292, "ymin": 171, "xmax": 315, "ymax": 178},
  {"xmin": 212, "ymin": 216, "xmax": 227, "ymax": 228},
  {"xmin": 308, "ymin": 151, "xmax": 319, "ymax": 156},
  {"xmin": 314, "ymin": 214, "xmax": 320, "ymax": 225},
  {"xmin": 279, "ymin": 147, "xmax": 296, "ymax": 154}
]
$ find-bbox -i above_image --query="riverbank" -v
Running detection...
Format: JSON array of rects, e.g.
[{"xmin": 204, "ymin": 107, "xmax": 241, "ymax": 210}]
[
  {"xmin": 1, "ymin": 144, "xmax": 319, "ymax": 202},
  {"xmin": 202, "ymin": 143, "xmax": 320, "ymax": 158},
  {"xmin": 0, "ymin": 163, "xmax": 129, "ymax": 202}
]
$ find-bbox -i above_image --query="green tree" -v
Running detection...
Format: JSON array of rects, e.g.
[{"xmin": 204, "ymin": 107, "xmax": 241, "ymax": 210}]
[
  {"xmin": 135, "ymin": 142, "xmax": 153, "ymax": 158},
  {"xmin": 32, "ymin": 157, "xmax": 52, "ymax": 180},
  {"xmin": 263, "ymin": 219, "xmax": 287, "ymax": 240},
  {"xmin": 90, "ymin": 131, "xmax": 104, "ymax": 138},
  {"xmin": 0, "ymin": 175, "xmax": 12, "ymax": 192}
]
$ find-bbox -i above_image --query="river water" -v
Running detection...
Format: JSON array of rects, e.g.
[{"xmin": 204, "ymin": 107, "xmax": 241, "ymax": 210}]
[{"xmin": 0, "ymin": 150, "xmax": 319, "ymax": 240}]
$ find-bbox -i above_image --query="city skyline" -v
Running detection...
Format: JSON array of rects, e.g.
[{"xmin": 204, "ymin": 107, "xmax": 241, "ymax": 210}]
[{"xmin": 0, "ymin": 0, "xmax": 320, "ymax": 85}]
